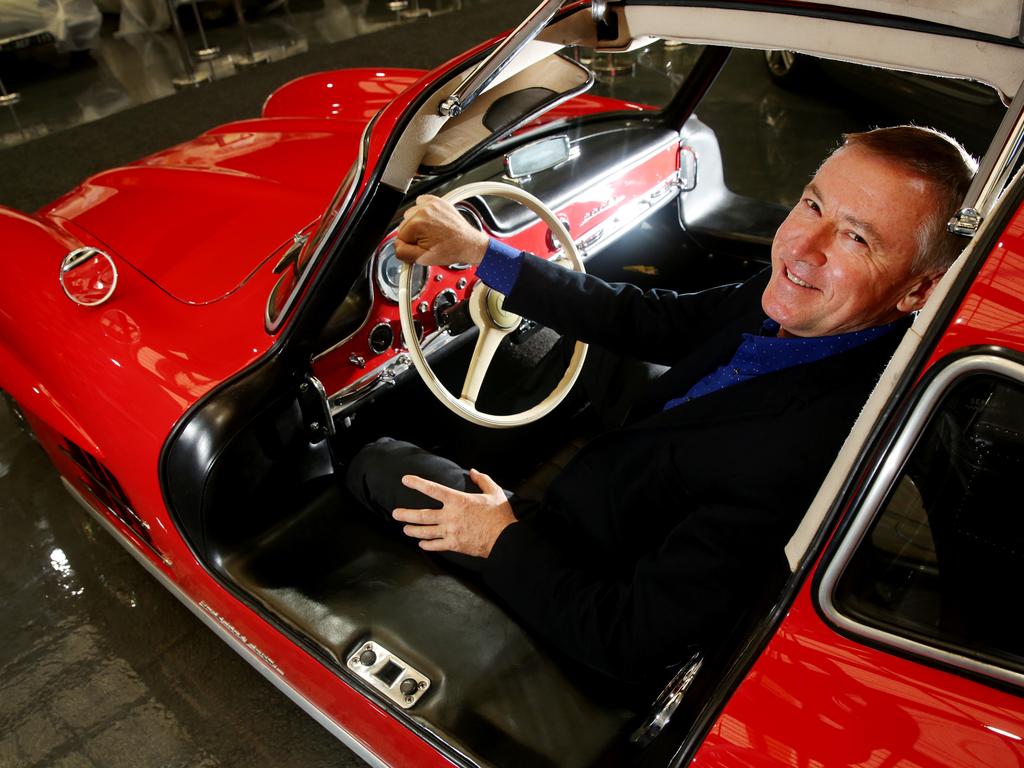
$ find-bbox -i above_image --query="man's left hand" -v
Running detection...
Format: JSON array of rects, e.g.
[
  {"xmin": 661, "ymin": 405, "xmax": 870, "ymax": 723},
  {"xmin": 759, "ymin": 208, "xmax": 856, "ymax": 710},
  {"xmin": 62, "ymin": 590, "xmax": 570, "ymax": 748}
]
[{"xmin": 393, "ymin": 469, "xmax": 515, "ymax": 558}]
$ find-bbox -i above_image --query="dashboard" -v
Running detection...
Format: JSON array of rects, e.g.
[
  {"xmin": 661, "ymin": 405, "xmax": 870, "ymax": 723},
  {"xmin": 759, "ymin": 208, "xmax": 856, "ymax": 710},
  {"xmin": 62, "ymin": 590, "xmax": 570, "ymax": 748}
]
[{"xmin": 311, "ymin": 123, "xmax": 684, "ymax": 418}]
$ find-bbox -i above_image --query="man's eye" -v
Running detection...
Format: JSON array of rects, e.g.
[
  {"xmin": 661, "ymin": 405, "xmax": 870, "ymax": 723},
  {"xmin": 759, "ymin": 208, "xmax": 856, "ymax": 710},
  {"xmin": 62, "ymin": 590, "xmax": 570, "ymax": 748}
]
[
  {"xmin": 803, "ymin": 198, "xmax": 820, "ymax": 213},
  {"xmin": 846, "ymin": 231, "xmax": 866, "ymax": 244}
]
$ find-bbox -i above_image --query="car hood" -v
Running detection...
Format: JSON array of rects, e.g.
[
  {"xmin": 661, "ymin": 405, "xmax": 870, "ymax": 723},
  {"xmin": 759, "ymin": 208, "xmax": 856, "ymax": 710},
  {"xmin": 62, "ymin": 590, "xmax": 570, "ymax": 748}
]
[{"xmin": 42, "ymin": 117, "xmax": 367, "ymax": 305}]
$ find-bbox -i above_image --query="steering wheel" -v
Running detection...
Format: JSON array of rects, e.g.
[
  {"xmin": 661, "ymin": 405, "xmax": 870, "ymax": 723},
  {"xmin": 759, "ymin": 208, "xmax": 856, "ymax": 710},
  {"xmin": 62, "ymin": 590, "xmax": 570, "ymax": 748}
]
[{"xmin": 398, "ymin": 181, "xmax": 588, "ymax": 428}]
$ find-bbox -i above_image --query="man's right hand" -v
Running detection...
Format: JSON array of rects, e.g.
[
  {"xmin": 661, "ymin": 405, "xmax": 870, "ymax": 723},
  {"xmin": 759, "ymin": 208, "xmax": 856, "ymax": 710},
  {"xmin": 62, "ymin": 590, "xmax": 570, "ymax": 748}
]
[{"xmin": 394, "ymin": 195, "xmax": 490, "ymax": 267}]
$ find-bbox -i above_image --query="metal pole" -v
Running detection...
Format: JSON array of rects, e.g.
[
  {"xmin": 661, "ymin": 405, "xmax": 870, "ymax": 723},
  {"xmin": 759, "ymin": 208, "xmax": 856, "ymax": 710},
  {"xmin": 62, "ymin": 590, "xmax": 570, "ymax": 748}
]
[
  {"xmin": 231, "ymin": 0, "xmax": 271, "ymax": 69},
  {"xmin": 167, "ymin": 0, "xmax": 211, "ymax": 88},
  {"xmin": 190, "ymin": 1, "xmax": 221, "ymax": 63},
  {"xmin": 0, "ymin": 75, "xmax": 25, "ymax": 139},
  {"xmin": 0, "ymin": 75, "xmax": 20, "ymax": 107}
]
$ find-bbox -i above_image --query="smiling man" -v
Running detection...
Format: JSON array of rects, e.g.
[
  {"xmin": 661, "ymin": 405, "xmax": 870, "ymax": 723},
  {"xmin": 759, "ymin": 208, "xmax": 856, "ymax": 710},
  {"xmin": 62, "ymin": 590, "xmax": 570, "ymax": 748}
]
[{"xmin": 347, "ymin": 126, "xmax": 976, "ymax": 689}]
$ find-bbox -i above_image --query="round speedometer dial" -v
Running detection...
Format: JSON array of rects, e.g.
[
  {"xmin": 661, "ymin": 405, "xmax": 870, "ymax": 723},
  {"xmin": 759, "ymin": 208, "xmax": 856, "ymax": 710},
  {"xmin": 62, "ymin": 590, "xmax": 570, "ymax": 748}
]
[{"xmin": 376, "ymin": 239, "xmax": 428, "ymax": 302}]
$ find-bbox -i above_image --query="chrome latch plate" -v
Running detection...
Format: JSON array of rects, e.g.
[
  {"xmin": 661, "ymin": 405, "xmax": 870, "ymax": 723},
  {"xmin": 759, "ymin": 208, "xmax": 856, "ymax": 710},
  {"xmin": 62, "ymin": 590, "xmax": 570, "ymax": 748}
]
[{"xmin": 346, "ymin": 640, "xmax": 431, "ymax": 709}]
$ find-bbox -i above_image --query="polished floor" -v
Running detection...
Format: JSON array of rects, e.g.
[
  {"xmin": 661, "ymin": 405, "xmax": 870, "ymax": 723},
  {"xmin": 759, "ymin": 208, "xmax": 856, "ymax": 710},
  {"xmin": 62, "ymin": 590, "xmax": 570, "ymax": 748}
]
[
  {"xmin": 0, "ymin": 0, "xmax": 488, "ymax": 149},
  {"xmin": 0, "ymin": 10, "xmax": 1004, "ymax": 767}
]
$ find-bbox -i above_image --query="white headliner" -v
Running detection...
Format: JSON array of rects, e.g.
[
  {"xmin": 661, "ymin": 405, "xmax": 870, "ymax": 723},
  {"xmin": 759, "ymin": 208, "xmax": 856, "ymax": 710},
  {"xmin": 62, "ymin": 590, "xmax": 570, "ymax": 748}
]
[
  {"xmin": 620, "ymin": 5, "xmax": 1024, "ymax": 98},
  {"xmin": 792, "ymin": 0, "xmax": 1023, "ymax": 39}
]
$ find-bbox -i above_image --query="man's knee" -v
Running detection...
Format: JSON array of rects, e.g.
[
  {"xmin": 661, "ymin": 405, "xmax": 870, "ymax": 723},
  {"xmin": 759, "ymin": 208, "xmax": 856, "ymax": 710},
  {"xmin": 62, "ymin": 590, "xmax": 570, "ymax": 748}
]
[
  {"xmin": 346, "ymin": 437, "xmax": 413, "ymax": 515},
  {"xmin": 346, "ymin": 438, "xmax": 472, "ymax": 516}
]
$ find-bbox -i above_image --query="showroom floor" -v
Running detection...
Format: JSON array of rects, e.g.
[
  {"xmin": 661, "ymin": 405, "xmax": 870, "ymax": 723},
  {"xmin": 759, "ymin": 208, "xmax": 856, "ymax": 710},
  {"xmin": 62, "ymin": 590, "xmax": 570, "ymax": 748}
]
[
  {"xmin": 0, "ymin": 4, "xmax": 999, "ymax": 766},
  {"xmin": 0, "ymin": 0, "xmax": 492, "ymax": 149}
]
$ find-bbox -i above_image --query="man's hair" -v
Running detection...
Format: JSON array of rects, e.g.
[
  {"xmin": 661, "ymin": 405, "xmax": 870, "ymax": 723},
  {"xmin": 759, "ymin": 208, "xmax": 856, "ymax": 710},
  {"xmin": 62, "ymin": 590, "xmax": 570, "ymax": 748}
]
[{"xmin": 840, "ymin": 126, "xmax": 978, "ymax": 274}]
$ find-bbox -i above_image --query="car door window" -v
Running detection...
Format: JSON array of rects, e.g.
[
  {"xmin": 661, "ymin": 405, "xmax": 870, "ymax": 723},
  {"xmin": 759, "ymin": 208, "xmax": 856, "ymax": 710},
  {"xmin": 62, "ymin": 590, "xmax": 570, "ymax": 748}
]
[{"xmin": 823, "ymin": 358, "xmax": 1024, "ymax": 682}]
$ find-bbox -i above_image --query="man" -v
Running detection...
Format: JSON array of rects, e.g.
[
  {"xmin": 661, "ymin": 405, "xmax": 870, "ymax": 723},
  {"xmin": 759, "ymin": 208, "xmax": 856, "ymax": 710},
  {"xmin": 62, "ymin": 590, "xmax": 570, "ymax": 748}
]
[{"xmin": 347, "ymin": 126, "xmax": 976, "ymax": 687}]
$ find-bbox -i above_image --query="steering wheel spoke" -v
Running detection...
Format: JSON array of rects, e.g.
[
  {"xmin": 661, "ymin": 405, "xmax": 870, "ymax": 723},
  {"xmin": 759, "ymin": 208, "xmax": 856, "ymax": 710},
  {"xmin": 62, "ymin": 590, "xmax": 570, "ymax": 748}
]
[{"xmin": 461, "ymin": 325, "xmax": 509, "ymax": 404}]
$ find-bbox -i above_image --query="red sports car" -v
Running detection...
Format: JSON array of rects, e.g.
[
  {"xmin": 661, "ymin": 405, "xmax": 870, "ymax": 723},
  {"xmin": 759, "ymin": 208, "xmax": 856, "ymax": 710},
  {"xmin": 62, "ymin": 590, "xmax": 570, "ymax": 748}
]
[{"xmin": 1, "ymin": 1, "xmax": 1022, "ymax": 765}]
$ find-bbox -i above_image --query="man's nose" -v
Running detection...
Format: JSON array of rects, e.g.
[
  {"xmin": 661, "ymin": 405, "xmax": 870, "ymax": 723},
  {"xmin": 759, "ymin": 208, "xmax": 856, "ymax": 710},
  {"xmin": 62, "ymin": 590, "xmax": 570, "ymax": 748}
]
[{"xmin": 788, "ymin": 221, "xmax": 829, "ymax": 266}]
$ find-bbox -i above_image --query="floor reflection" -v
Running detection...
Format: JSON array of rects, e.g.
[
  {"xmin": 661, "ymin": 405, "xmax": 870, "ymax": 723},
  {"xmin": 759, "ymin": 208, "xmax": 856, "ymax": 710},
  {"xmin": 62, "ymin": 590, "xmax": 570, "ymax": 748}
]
[{"xmin": 0, "ymin": 0, "xmax": 483, "ymax": 149}]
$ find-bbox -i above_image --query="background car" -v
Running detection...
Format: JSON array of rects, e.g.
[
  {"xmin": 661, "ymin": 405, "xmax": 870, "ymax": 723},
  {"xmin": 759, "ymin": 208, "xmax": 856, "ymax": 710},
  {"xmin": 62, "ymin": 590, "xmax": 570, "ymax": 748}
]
[
  {"xmin": 0, "ymin": 0, "xmax": 102, "ymax": 53},
  {"xmin": 762, "ymin": 49, "xmax": 1005, "ymax": 157},
  {"xmin": 1, "ymin": 1, "xmax": 1022, "ymax": 766}
]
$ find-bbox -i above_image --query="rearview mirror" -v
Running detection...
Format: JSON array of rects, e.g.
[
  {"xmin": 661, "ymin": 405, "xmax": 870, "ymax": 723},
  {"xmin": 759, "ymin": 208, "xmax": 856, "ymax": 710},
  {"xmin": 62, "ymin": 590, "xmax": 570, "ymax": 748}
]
[{"xmin": 504, "ymin": 135, "xmax": 575, "ymax": 180}]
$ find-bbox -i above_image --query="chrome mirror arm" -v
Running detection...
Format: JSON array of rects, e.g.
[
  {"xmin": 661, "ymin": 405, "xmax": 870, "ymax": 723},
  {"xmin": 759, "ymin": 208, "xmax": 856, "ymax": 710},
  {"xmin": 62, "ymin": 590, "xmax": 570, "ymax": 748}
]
[{"xmin": 438, "ymin": 0, "xmax": 567, "ymax": 117}]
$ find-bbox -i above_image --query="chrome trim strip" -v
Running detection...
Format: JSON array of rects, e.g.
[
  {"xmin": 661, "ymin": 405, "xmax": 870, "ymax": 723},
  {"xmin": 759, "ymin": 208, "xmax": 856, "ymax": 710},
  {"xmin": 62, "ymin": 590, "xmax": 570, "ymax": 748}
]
[
  {"xmin": 818, "ymin": 354, "xmax": 1024, "ymax": 689},
  {"xmin": 60, "ymin": 478, "xmax": 391, "ymax": 768}
]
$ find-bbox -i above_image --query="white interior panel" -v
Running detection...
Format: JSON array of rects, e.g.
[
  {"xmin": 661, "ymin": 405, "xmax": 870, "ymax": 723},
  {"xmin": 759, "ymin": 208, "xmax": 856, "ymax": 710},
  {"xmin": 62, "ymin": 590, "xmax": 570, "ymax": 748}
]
[
  {"xmin": 795, "ymin": 0, "xmax": 1023, "ymax": 40},
  {"xmin": 623, "ymin": 5, "xmax": 1024, "ymax": 98}
]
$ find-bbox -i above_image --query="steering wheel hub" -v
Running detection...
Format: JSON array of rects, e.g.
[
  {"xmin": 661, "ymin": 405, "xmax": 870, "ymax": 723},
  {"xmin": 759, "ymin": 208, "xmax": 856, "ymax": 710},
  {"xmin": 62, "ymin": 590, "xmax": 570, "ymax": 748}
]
[{"xmin": 484, "ymin": 288, "xmax": 521, "ymax": 330}]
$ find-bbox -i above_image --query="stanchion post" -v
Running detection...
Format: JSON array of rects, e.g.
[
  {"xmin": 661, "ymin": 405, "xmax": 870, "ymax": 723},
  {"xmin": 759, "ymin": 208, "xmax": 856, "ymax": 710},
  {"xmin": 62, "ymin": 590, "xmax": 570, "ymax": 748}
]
[
  {"xmin": 231, "ymin": 0, "xmax": 271, "ymax": 69},
  {"xmin": 167, "ymin": 0, "xmax": 212, "ymax": 88}
]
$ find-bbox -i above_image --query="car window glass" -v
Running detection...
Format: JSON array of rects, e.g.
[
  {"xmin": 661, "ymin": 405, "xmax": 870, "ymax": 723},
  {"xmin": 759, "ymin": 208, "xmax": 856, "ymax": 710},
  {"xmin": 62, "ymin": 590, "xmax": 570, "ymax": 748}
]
[
  {"xmin": 571, "ymin": 41, "xmax": 707, "ymax": 109},
  {"xmin": 834, "ymin": 372, "xmax": 1024, "ymax": 675},
  {"xmin": 695, "ymin": 51, "xmax": 1005, "ymax": 207}
]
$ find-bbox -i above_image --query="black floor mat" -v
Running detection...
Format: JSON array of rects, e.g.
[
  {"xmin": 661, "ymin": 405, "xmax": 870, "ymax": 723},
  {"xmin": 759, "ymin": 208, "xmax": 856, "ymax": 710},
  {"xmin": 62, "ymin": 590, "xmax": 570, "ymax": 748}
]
[{"xmin": 219, "ymin": 483, "xmax": 635, "ymax": 768}]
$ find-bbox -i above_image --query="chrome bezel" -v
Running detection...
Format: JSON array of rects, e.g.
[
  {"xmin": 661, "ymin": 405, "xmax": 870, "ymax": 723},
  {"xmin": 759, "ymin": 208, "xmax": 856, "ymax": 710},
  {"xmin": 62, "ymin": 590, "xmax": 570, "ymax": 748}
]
[
  {"xmin": 374, "ymin": 237, "xmax": 427, "ymax": 303},
  {"xmin": 432, "ymin": 288, "xmax": 458, "ymax": 325},
  {"xmin": 59, "ymin": 247, "xmax": 119, "ymax": 307},
  {"xmin": 367, "ymin": 321, "xmax": 395, "ymax": 355},
  {"xmin": 818, "ymin": 354, "xmax": 1024, "ymax": 689}
]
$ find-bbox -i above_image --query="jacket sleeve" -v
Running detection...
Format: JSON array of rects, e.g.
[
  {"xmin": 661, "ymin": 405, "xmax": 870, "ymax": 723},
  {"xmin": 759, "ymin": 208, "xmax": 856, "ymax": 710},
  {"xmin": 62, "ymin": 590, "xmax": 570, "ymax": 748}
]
[{"xmin": 502, "ymin": 253, "xmax": 759, "ymax": 366}]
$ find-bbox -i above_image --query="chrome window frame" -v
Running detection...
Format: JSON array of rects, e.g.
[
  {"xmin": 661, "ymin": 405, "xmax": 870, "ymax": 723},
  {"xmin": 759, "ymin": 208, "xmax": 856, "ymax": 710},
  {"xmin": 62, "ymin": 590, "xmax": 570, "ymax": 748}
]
[
  {"xmin": 818, "ymin": 353, "xmax": 1024, "ymax": 689},
  {"xmin": 265, "ymin": 120, "xmax": 370, "ymax": 333}
]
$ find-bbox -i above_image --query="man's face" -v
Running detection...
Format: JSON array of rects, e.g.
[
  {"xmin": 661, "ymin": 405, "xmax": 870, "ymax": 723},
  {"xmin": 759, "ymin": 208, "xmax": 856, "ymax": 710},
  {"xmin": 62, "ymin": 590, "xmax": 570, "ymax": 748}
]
[{"xmin": 762, "ymin": 145, "xmax": 941, "ymax": 337}]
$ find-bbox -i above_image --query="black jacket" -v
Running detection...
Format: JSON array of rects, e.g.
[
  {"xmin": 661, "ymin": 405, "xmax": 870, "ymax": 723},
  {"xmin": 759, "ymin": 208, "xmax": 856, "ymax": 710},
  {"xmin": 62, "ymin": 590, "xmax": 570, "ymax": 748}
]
[{"xmin": 480, "ymin": 254, "xmax": 906, "ymax": 685}]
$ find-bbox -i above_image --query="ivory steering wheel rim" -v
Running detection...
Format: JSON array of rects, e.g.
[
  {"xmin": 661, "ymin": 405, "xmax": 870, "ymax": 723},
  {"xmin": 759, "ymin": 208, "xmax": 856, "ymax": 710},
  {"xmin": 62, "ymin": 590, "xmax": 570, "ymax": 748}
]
[{"xmin": 398, "ymin": 181, "xmax": 588, "ymax": 428}]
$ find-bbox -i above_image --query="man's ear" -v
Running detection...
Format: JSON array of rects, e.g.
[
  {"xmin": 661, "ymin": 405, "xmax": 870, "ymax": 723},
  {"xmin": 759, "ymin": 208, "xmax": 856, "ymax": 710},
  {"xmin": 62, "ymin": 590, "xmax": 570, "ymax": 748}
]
[{"xmin": 896, "ymin": 270, "xmax": 945, "ymax": 313}]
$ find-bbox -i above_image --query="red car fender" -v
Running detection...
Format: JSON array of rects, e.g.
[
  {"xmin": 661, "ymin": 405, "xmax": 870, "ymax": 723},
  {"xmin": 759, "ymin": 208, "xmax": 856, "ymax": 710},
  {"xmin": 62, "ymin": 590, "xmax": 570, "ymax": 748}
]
[
  {"xmin": 0, "ymin": 207, "xmax": 101, "ymax": 448},
  {"xmin": 261, "ymin": 68, "xmax": 427, "ymax": 121}
]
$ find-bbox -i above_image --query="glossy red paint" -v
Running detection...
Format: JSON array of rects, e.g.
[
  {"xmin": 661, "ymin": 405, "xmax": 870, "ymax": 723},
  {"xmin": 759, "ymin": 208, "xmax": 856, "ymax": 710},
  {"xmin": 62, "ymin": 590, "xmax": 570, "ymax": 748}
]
[
  {"xmin": 43, "ymin": 117, "xmax": 364, "ymax": 304},
  {"xmin": 691, "ymin": 201, "xmax": 1024, "ymax": 765},
  {"xmin": 8, "ymin": 3, "xmax": 1018, "ymax": 762},
  {"xmin": 925, "ymin": 199, "xmax": 1024, "ymax": 362},
  {"xmin": 262, "ymin": 68, "xmax": 426, "ymax": 121}
]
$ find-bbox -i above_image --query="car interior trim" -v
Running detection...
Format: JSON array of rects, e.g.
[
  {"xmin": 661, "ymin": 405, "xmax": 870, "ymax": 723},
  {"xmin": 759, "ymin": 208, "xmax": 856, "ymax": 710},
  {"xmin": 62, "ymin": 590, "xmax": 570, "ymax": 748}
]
[
  {"xmin": 817, "ymin": 354, "xmax": 1024, "ymax": 690},
  {"xmin": 60, "ymin": 478, "xmax": 393, "ymax": 768}
]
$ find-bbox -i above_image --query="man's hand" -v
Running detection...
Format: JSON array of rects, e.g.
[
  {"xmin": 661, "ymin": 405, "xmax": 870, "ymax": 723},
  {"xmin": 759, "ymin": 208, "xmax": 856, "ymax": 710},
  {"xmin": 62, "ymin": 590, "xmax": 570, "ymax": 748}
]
[
  {"xmin": 394, "ymin": 195, "xmax": 490, "ymax": 267},
  {"xmin": 393, "ymin": 469, "xmax": 515, "ymax": 558}
]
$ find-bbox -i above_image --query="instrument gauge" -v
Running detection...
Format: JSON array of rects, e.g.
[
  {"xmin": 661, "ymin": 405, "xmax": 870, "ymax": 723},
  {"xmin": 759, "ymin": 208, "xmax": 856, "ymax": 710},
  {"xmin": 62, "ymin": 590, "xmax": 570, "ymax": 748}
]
[{"xmin": 376, "ymin": 239, "xmax": 428, "ymax": 302}]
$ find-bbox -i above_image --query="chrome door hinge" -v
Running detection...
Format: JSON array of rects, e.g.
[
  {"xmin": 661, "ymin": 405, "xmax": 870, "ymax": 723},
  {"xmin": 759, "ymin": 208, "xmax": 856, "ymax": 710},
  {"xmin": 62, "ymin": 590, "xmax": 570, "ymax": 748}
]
[{"xmin": 948, "ymin": 207, "xmax": 982, "ymax": 237}]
